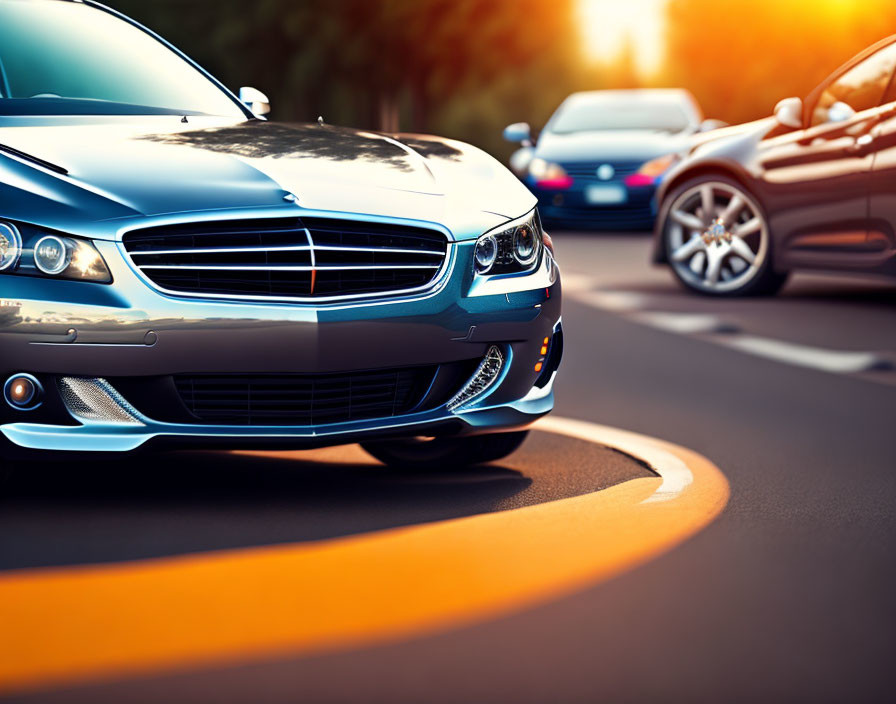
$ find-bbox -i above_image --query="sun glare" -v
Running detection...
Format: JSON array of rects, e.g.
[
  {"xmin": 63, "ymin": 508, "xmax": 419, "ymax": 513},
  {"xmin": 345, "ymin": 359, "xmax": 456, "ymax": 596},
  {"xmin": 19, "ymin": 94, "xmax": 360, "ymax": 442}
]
[{"xmin": 578, "ymin": 0, "xmax": 667, "ymax": 77}]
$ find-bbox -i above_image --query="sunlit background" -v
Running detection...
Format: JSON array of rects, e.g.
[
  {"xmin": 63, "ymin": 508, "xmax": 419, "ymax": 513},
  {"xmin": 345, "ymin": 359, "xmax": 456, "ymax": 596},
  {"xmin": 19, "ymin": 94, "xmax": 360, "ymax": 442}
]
[
  {"xmin": 109, "ymin": 0, "xmax": 896, "ymax": 159},
  {"xmin": 578, "ymin": 0, "xmax": 666, "ymax": 77}
]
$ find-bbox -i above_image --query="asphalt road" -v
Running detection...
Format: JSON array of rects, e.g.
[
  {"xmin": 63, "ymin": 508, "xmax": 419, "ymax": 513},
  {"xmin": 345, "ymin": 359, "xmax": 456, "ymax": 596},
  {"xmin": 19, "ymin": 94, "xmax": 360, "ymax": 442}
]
[{"xmin": 3, "ymin": 231, "xmax": 896, "ymax": 702}]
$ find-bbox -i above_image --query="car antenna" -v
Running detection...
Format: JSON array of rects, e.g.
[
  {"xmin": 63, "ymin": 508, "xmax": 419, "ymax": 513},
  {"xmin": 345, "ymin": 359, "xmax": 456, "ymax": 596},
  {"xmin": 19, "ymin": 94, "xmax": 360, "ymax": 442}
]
[
  {"xmin": 317, "ymin": 116, "xmax": 325, "ymax": 127},
  {"xmin": 181, "ymin": 115, "xmax": 189, "ymax": 123}
]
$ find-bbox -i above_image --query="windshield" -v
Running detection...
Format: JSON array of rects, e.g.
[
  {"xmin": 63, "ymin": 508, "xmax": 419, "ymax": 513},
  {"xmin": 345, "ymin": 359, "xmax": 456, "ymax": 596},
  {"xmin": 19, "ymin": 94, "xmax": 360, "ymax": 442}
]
[
  {"xmin": 549, "ymin": 94, "xmax": 694, "ymax": 134},
  {"xmin": 0, "ymin": 0, "xmax": 244, "ymax": 117}
]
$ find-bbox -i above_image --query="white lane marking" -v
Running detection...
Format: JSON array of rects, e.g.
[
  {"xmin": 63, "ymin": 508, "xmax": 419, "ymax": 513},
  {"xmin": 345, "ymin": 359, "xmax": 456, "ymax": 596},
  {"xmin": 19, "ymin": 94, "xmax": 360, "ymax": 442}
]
[
  {"xmin": 572, "ymin": 290, "xmax": 648, "ymax": 312},
  {"xmin": 720, "ymin": 335, "xmax": 893, "ymax": 374},
  {"xmin": 566, "ymin": 285, "xmax": 894, "ymax": 377},
  {"xmin": 538, "ymin": 416, "xmax": 693, "ymax": 503},
  {"xmin": 631, "ymin": 311, "xmax": 739, "ymax": 335},
  {"xmin": 559, "ymin": 272, "xmax": 597, "ymax": 292}
]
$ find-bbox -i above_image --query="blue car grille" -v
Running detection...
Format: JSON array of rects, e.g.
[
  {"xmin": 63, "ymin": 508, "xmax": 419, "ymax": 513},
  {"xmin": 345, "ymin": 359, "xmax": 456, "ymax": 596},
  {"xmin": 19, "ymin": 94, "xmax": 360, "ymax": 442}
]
[
  {"xmin": 173, "ymin": 366, "xmax": 439, "ymax": 426},
  {"xmin": 122, "ymin": 217, "xmax": 448, "ymax": 301},
  {"xmin": 560, "ymin": 161, "xmax": 641, "ymax": 184}
]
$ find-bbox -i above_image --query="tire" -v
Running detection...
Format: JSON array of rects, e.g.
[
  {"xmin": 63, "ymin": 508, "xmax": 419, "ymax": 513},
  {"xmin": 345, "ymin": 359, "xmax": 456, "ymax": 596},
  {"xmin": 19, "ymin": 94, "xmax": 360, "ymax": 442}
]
[
  {"xmin": 660, "ymin": 174, "xmax": 788, "ymax": 297},
  {"xmin": 361, "ymin": 431, "xmax": 529, "ymax": 470}
]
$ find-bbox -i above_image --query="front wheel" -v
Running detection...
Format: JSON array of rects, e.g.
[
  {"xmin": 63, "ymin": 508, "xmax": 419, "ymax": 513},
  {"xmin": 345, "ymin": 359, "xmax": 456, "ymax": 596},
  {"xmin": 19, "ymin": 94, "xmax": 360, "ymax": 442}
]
[
  {"xmin": 660, "ymin": 175, "xmax": 788, "ymax": 296},
  {"xmin": 361, "ymin": 431, "xmax": 529, "ymax": 470}
]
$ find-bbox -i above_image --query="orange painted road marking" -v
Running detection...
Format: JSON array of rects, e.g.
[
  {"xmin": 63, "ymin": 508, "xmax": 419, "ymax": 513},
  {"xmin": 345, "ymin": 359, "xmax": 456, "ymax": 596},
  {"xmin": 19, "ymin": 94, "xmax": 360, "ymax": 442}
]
[{"xmin": 0, "ymin": 418, "xmax": 729, "ymax": 695}]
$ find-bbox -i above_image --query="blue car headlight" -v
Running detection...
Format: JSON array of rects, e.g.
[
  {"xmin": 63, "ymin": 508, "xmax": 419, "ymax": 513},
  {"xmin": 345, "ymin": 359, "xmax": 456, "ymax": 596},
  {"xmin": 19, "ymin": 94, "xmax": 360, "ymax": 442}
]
[
  {"xmin": 473, "ymin": 210, "xmax": 544, "ymax": 277},
  {"xmin": 624, "ymin": 153, "xmax": 680, "ymax": 187},
  {"xmin": 0, "ymin": 221, "xmax": 111, "ymax": 283},
  {"xmin": 0, "ymin": 222, "xmax": 22, "ymax": 272}
]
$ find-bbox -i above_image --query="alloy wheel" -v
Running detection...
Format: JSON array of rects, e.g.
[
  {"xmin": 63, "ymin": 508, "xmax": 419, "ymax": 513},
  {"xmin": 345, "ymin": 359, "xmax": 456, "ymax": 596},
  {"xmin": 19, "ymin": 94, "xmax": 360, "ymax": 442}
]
[{"xmin": 665, "ymin": 181, "xmax": 770, "ymax": 294}]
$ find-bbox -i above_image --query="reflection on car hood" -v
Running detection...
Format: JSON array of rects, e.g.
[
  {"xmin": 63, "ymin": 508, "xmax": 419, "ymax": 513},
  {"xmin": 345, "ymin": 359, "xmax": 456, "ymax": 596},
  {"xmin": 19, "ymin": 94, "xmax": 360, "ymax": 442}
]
[
  {"xmin": 686, "ymin": 118, "xmax": 775, "ymax": 154},
  {"xmin": 0, "ymin": 117, "xmax": 533, "ymax": 240},
  {"xmin": 534, "ymin": 129, "xmax": 696, "ymax": 163}
]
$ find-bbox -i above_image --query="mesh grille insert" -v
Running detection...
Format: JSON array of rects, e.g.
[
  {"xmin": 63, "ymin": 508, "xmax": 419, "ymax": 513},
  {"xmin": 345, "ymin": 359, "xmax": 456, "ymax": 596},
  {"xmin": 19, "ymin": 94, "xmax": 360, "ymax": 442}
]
[{"xmin": 173, "ymin": 366, "xmax": 440, "ymax": 426}]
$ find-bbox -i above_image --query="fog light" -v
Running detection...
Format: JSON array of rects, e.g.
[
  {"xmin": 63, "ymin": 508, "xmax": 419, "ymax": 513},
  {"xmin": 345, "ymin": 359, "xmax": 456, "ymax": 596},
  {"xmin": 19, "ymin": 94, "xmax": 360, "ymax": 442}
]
[
  {"xmin": 4, "ymin": 373, "xmax": 43, "ymax": 410},
  {"xmin": 448, "ymin": 345, "xmax": 505, "ymax": 411}
]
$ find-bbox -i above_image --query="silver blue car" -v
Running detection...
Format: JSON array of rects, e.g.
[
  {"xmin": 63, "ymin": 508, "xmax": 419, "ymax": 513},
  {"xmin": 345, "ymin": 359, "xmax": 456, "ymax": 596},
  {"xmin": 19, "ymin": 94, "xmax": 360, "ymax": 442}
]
[{"xmin": 0, "ymin": 0, "xmax": 562, "ymax": 467}]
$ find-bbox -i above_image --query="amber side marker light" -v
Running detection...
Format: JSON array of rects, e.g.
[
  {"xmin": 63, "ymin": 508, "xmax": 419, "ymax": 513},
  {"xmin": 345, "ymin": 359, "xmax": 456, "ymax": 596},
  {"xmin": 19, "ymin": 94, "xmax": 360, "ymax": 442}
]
[{"xmin": 534, "ymin": 336, "xmax": 550, "ymax": 372}]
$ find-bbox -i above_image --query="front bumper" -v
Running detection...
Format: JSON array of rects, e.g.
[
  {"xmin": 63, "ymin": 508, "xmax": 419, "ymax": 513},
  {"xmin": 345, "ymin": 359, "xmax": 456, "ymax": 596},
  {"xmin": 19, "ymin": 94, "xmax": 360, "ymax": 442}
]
[
  {"xmin": 0, "ymin": 232, "xmax": 562, "ymax": 453},
  {"xmin": 531, "ymin": 182, "xmax": 657, "ymax": 231}
]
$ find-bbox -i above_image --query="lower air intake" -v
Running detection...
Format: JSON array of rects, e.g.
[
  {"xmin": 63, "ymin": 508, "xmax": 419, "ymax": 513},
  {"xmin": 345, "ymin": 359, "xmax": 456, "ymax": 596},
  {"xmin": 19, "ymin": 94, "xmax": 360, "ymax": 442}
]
[{"xmin": 173, "ymin": 366, "xmax": 440, "ymax": 426}]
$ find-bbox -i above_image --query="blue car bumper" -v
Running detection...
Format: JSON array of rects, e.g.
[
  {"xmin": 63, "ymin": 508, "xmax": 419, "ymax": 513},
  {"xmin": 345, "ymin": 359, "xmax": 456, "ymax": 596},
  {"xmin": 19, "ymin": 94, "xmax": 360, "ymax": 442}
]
[{"xmin": 533, "ymin": 183, "xmax": 657, "ymax": 231}]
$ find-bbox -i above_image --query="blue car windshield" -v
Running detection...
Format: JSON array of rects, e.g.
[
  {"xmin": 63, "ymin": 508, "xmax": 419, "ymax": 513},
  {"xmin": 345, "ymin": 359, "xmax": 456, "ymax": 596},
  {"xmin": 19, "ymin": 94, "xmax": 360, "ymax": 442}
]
[
  {"xmin": 549, "ymin": 95, "xmax": 693, "ymax": 134},
  {"xmin": 0, "ymin": 0, "xmax": 244, "ymax": 117}
]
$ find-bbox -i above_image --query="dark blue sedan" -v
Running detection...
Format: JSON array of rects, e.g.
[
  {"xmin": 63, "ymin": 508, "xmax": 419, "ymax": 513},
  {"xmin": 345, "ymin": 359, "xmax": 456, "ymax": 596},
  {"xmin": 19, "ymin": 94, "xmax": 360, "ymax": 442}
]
[{"xmin": 505, "ymin": 89, "xmax": 719, "ymax": 230}]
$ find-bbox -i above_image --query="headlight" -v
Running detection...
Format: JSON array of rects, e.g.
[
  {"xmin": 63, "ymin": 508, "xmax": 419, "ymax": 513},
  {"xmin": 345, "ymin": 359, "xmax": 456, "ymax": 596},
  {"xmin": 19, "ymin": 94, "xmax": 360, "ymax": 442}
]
[
  {"xmin": 528, "ymin": 158, "xmax": 573, "ymax": 189},
  {"xmin": 0, "ymin": 222, "xmax": 22, "ymax": 271},
  {"xmin": 0, "ymin": 221, "xmax": 111, "ymax": 283},
  {"xmin": 624, "ymin": 153, "xmax": 680, "ymax": 187},
  {"xmin": 473, "ymin": 234, "xmax": 498, "ymax": 273},
  {"xmin": 34, "ymin": 235, "xmax": 72, "ymax": 275},
  {"xmin": 473, "ymin": 210, "xmax": 543, "ymax": 276}
]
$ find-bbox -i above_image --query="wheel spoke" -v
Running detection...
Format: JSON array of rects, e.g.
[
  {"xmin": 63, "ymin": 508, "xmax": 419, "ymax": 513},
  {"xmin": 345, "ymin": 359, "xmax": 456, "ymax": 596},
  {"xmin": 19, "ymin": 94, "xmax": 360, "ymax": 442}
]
[
  {"xmin": 730, "ymin": 236, "xmax": 756, "ymax": 264},
  {"xmin": 689, "ymin": 250, "xmax": 706, "ymax": 274},
  {"xmin": 735, "ymin": 217, "xmax": 762, "ymax": 237},
  {"xmin": 670, "ymin": 210, "xmax": 704, "ymax": 231},
  {"xmin": 720, "ymin": 194, "xmax": 744, "ymax": 226},
  {"xmin": 671, "ymin": 236, "xmax": 705, "ymax": 262},
  {"xmin": 700, "ymin": 185, "xmax": 714, "ymax": 222},
  {"xmin": 705, "ymin": 246, "xmax": 725, "ymax": 284}
]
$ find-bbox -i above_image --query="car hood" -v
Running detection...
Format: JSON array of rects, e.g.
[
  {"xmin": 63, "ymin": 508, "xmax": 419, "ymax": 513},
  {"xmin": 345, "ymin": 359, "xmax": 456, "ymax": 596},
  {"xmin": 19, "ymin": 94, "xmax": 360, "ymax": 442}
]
[
  {"xmin": 0, "ymin": 117, "xmax": 532, "ymax": 240},
  {"xmin": 533, "ymin": 129, "xmax": 696, "ymax": 163}
]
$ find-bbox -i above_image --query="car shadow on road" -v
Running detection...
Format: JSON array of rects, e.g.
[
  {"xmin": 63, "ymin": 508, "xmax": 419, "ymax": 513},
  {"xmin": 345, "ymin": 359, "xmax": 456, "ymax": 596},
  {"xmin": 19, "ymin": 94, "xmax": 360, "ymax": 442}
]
[
  {"xmin": 0, "ymin": 430, "xmax": 650, "ymax": 571},
  {"xmin": 0, "ymin": 449, "xmax": 532, "ymax": 571}
]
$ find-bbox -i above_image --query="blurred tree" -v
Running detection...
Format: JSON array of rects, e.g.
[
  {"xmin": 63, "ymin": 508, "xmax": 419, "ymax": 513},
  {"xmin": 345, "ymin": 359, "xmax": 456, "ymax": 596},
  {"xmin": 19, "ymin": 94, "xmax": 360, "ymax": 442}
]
[
  {"xmin": 661, "ymin": 0, "xmax": 896, "ymax": 124},
  {"xmin": 106, "ymin": 0, "xmax": 591, "ymax": 158}
]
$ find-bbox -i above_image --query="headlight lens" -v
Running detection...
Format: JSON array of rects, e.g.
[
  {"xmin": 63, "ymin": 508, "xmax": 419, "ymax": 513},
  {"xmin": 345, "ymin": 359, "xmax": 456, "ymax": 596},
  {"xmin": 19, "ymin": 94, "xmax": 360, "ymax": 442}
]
[
  {"xmin": 624, "ymin": 153, "xmax": 680, "ymax": 187},
  {"xmin": 513, "ymin": 222, "xmax": 538, "ymax": 265},
  {"xmin": 34, "ymin": 235, "xmax": 72, "ymax": 274},
  {"xmin": 473, "ymin": 234, "xmax": 498, "ymax": 274},
  {"xmin": 0, "ymin": 221, "xmax": 111, "ymax": 283},
  {"xmin": 0, "ymin": 222, "xmax": 22, "ymax": 272},
  {"xmin": 473, "ymin": 210, "xmax": 543, "ymax": 277},
  {"xmin": 529, "ymin": 158, "xmax": 573, "ymax": 189}
]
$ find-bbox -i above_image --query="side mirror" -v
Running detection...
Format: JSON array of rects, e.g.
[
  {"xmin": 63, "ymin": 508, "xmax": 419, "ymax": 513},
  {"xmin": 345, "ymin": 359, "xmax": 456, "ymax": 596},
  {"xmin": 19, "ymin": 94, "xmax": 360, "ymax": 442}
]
[
  {"xmin": 239, "ymin": 86, "xmax": 270, "ymax": 117},
  {"xmin": 698, "ymin": 118, "xmax": 728, "ymax": 133},
  {"xmin": 509, "ymin": 146, "xmax": 535, "ymax": 178},
  {"xmin": 774, "ymin": 97, "xmax": 803, "ymax": 129},
  {"xmin": 503, "ymin": 122, "xmax": 532, "ymax": 146}
]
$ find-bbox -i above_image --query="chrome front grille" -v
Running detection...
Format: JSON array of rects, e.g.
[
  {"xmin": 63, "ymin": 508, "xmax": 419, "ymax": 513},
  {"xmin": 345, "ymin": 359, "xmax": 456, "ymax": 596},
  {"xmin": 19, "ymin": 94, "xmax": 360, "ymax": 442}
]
[{"xmin": 122, "ymin": 217, "xmax": 449, "ymax": 301}]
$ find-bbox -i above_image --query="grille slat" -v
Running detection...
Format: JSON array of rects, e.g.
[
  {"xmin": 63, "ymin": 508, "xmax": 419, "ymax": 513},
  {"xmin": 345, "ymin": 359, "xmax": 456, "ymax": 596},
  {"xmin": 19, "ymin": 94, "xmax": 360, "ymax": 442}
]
[
  {"xmin": 561, "ymin": 160, "xmax": 642, "ymax": 182},
  {"xmin": 123, "ymin": 217, "xmax": 448, "ymax": 301},
  {"xmin": 174, "ymin": 367, "xmax": 436, "ymax": 426}
]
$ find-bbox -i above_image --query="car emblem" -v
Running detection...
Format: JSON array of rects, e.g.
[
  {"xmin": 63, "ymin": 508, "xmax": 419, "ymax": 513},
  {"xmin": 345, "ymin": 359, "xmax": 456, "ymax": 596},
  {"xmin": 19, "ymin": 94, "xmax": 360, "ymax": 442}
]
[{"xmin": 596, "ymin": 164, "xmax": 615, "ymax": 180}]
